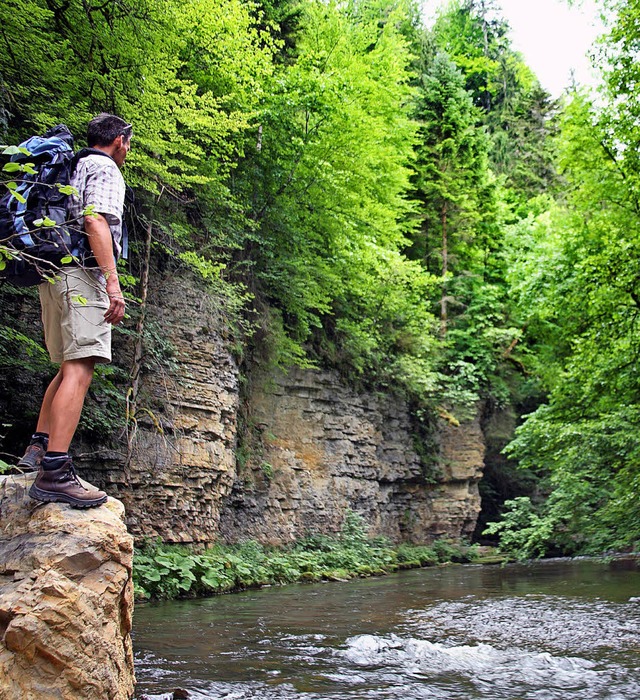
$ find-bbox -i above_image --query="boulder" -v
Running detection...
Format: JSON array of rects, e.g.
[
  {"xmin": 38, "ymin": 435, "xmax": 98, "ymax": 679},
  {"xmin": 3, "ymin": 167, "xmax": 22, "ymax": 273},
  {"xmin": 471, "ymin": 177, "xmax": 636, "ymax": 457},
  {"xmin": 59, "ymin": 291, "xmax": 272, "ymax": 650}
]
[{"xmin": 0, "ymin": 473, "xmax": 135, "ymax": 700}]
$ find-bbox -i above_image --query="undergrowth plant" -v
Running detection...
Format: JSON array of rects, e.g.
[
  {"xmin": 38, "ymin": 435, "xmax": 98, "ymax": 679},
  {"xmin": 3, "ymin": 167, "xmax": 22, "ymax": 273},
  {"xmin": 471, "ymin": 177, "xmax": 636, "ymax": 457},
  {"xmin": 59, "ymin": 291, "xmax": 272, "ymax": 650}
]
[{"xmin": 133, "ymin": 511, "xmax": 476, "ymax": 600}]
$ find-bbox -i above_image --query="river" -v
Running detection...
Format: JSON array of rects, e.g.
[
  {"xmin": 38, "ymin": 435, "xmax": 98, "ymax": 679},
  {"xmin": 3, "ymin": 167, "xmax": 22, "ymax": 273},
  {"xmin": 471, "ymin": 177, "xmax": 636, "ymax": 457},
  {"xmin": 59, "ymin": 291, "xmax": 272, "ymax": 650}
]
[{"xmin": 133, "ymin": 557, "xmax": 640, "ymax": 699}]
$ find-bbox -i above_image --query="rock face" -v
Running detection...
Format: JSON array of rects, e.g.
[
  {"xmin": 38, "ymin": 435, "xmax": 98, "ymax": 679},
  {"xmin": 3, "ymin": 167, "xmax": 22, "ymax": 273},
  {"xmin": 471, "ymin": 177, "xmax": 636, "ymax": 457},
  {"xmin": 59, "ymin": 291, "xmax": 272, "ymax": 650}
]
[
  {"xmin": 77, "ymin": 271, "xmax": 484, "ymax": 546},
  {"xmin": 80, "ymin": 271, "xmax": 241, "ymax": 545},
  {"xmin": 0, "ymin": 474, "xmax": 135, "ymax": 700},
  {"xmin": 219, "ymin": 368, "xmax": 484, "ymax": 544}
]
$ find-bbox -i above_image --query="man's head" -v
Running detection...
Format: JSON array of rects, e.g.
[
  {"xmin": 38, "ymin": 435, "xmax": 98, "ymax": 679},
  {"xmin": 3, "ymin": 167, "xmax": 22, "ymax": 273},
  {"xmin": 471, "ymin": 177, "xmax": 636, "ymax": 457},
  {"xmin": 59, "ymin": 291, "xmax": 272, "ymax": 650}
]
[{"xmin": 87, "ymin": 113, "xmax": 132, "ymax": 167}]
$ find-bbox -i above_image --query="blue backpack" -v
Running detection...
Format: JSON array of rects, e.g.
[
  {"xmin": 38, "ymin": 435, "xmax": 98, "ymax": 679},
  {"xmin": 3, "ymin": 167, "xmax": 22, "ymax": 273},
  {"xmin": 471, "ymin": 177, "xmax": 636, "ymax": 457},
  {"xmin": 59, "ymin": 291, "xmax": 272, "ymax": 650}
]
[{"xmin": 0, "ymin": 124, "xmax": 110, "ymax": 287}]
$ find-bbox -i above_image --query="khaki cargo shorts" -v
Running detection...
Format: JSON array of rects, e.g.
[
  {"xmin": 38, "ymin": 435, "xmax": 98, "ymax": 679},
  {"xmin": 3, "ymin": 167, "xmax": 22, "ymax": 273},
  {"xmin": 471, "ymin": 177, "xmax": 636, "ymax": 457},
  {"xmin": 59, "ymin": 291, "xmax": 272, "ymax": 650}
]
[{"xmin": 39, "ymin": 267, "xmax": 111, "ymax": 364}]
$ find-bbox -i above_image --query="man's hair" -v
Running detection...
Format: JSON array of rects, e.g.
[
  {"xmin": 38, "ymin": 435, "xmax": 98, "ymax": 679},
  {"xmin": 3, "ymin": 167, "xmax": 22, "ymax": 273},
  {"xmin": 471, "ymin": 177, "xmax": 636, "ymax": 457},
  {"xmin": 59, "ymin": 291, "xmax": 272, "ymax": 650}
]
[{"xmin": 87, "ymin": 113, "xmax": 133, "ymax": 147}]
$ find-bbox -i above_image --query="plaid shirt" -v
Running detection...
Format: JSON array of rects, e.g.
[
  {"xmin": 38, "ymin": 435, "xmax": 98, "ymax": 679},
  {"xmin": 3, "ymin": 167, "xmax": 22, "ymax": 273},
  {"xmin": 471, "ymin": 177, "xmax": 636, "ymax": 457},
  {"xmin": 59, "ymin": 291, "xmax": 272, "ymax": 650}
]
[{"xmin": 68, "ymin": 153, "xmax": 125, "ymax": 259}]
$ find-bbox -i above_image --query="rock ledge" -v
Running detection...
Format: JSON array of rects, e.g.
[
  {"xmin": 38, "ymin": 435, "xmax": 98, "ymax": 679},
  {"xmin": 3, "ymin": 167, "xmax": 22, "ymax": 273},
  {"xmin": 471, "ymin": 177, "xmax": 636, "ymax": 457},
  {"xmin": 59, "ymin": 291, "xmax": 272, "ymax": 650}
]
[{"xmin": 0, "ymin": 474, "xmax": 135, "ymax": 700}]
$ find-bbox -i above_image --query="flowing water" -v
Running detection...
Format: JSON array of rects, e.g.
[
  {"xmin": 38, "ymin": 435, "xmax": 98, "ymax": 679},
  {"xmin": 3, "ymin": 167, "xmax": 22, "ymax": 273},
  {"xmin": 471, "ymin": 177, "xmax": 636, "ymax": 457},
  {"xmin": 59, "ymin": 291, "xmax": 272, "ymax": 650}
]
[{"xmin": 133, "ymin": 557, "xmax": 640, "ymax": 699}]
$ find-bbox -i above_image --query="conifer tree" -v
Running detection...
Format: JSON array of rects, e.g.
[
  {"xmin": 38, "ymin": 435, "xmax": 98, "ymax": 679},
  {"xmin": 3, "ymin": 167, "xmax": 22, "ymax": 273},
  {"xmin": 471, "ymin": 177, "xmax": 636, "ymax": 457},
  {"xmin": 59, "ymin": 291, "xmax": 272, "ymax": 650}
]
[
  {"xmin": 411, "ymin": 51, "xmax": 489, "ymax": 332},
  {"xmin": 432, "ymin": 0, "xmax": 559, "ymax": 208}
]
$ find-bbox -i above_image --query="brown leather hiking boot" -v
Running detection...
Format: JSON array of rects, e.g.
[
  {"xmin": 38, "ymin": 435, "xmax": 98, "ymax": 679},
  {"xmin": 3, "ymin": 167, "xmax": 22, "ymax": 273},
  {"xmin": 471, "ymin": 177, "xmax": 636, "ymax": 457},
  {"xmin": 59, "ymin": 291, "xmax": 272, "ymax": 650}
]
[
  {"xmin": 16, "ymin": 443, "xmax": 46, "ymax": 472},
  {"xmin": 29, "ymin": 459, "xmax": 107, "ymax": 508}
]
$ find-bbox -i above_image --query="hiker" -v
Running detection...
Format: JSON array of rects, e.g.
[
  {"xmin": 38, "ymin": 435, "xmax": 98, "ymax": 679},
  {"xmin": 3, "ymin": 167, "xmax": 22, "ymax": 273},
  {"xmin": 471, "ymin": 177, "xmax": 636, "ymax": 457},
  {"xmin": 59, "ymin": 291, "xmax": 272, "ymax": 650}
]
[{"xmin": 18, "ymin": 113, "xmax": 132, "ymax": 508}]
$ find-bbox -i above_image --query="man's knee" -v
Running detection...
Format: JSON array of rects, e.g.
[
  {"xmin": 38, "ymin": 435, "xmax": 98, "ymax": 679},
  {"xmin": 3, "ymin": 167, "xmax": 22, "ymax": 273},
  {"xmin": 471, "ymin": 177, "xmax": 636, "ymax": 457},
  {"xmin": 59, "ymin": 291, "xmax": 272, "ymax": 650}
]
[{"xmin": 61, "ymin": 358, "xmax": 97, "ymax": 389}]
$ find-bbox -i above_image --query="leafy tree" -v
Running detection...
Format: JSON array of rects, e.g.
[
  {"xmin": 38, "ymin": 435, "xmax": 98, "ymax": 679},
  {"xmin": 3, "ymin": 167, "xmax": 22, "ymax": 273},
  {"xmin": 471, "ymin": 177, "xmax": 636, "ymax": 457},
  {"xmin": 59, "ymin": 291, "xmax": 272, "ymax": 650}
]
[
  {"xmin": 407, "ymin": 39, "xmax": 520, "ymax": 416},
  {"xmin": 230, "ymin": 0, "xmax": 448, "ymax": 398},
  {"xmin": 410, "ymin": 51, "xmax": 489, "ymax": 321},
  {"xmin": 489, "ymin": 88, "xmax": 640, "ymax": 555}
]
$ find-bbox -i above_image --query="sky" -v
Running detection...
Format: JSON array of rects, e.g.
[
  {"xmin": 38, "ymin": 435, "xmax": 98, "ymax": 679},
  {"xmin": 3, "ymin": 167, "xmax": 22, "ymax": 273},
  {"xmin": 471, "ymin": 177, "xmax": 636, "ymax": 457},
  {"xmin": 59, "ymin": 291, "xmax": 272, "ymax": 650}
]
[{"xmin": 422, "ymin": 0, "xmax": 606, "ymax": 97}]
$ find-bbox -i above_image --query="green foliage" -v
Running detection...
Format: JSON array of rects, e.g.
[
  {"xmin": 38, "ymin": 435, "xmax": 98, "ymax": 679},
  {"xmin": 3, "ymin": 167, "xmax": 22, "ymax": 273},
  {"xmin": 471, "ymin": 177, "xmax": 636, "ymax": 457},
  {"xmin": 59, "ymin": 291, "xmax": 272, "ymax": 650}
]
[
  {"xmin": 500, "ymin": 405, "xmax": 640, "ymax": 556},
  {"xmin": 235, "ymin": 0, "xmax": 431, "ymax": 377},
  {"xmin": 0, "ymin": 319, "xmax": 51, "ymax": 374},
  {"xmin": 432, "ymin": 0, "xmax": 508, "ymax": 111},
  {"xmin": 490, "ymin": 78, "xmax": 640, "ymax": 556},
  {"xmin": 339, "ymin": 508, "xmax": 370, "ymax": 544},
  {"xmin": 410, "ymin": 51, "xmax": 490, "ymax": 278},
  {"xmin": 482, "ymin": 496, "xmax": 555, "ymax": 560},
  {"xmin": 395, "ymin": 543, "xmax": 438, "ymax": 567},
  {"xmin": 0, "ymin": 0, "xmax": 274, "ymax": 191},
  {"xmin": 133, "ymin": 513, "xmax": 475, "ymax": 600},
  {"xmin": 431, "ymin": 0, "xmax": 559, "ymax": 208},
  {"xmin": 406, "ymin": 32, "xmax": 517, "ymax": 412}
]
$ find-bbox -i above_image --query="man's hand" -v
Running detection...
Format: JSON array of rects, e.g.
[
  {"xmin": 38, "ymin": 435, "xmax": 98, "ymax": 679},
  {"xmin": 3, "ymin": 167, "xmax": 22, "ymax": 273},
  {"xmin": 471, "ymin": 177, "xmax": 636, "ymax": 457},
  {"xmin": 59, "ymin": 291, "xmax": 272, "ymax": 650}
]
[{"xmin": 105, "ymin": 273, "xmax": 125, "ymax": 325}]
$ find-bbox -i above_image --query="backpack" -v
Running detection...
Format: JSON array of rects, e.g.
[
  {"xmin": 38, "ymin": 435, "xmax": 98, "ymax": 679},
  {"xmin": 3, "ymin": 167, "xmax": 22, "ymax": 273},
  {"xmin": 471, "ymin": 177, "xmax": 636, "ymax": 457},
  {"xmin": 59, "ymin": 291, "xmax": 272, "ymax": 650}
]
[{"xmin": 0, "ymin": 124, "xmax": 112, "ymax": 287}]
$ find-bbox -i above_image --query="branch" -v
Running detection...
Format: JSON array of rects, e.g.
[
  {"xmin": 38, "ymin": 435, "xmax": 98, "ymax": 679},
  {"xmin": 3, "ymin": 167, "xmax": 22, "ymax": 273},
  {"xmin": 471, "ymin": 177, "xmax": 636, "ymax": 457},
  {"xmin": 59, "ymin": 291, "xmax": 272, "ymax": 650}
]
[{"xmin": 600, "ymin": 139, "xmax": 640, "ymax": 218}]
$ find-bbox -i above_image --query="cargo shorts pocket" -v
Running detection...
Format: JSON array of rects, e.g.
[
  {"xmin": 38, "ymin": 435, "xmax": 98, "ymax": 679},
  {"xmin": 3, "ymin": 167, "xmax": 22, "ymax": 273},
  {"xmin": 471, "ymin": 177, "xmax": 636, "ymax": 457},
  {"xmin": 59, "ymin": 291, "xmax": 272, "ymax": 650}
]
[{"xmin": 69, "ymin": 300, "xmax": 109, "ymax": 347}]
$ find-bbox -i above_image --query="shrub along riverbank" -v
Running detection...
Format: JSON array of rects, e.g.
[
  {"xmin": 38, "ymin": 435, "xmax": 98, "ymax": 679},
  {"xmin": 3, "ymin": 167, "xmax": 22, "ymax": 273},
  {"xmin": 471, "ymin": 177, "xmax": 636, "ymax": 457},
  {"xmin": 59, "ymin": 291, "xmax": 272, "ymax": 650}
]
[{"xmin": 133, "ymin": 512, "xmax": 477, "ymax": 601}]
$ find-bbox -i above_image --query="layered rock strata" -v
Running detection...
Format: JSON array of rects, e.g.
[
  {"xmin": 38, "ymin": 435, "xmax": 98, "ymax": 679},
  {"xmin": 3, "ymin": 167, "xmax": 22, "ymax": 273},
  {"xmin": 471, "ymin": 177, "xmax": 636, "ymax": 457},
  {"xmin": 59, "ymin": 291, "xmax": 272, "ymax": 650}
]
[
  {"xmin": 0, "ymin": 474, "xmax": 135, "ymax": 700},
  {"xmin": 78, "ymin": 272, "xmax": 484, "ymax": 546},
  {"xmin": 219, "ymin": 368, "xmax": 484, "ymax": 545},
  {"xmin": 80, "ymin": 272, "xmax": 241, "ymax": 545}
]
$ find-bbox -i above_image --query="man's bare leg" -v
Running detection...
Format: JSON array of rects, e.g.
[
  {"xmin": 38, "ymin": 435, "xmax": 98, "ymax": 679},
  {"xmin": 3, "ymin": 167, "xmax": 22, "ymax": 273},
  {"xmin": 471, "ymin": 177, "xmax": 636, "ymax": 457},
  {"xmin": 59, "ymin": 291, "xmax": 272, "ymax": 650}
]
[
  {"xmin": 34, "ymin": 368, "xmax": 62, "ymax": 435},
  {"xmin": 29, "ymin": 357, "xmax": 107, "ymax": 507},
  {"xmin": 17, "ymin": 361, "xmax": 90, "ymax": 471},
  {"xmin": 36, "ymin": 358, "xmax": 96, "ymax": 452}
]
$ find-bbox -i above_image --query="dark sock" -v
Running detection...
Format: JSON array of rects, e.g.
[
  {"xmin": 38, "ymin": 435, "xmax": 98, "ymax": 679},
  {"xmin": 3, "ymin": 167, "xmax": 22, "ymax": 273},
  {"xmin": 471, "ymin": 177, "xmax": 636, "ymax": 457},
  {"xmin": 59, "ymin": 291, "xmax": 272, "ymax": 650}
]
[
  {"xmin": 42, "ymin": 451, "xmax": 70, "ymax": 471},
  {"xmin": 30, "ymin": 432, "xmax": 49, "ymax": 448}
]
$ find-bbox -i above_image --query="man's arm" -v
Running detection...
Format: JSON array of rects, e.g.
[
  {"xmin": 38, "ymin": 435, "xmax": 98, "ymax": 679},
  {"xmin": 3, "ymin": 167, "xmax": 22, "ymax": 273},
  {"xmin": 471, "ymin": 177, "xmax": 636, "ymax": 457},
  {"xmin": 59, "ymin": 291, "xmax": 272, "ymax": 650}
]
[{"xmin": 83, "ymin": 213, "xmax": 125, "ymax": 325}]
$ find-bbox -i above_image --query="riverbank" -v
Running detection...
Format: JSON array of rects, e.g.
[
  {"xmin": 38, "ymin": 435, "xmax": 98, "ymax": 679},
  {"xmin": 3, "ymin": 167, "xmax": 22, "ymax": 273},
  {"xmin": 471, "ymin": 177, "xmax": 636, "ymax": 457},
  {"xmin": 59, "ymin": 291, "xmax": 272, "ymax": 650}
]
[{"xmin": 133, "ymin": 511, "xmax": 480, "ymax": 601}]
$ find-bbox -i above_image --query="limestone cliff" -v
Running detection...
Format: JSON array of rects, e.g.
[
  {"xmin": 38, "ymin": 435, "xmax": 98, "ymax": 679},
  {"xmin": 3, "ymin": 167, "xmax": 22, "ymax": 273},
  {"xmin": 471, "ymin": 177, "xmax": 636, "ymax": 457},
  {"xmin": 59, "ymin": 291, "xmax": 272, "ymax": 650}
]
[
  {"xmin": 76, "ymin": 270, "xmax": 484, "ymax": 546},
  {"xmin": 80, "ymin": 272, "xmax": 241, "ymax": 545},
  {"xmin": 219, "ymin": 368, "xmax": 483, "ymax": 544},
  {"xmin": 0, "ymin": 474, "xmax": 135, "ymax": 700}
]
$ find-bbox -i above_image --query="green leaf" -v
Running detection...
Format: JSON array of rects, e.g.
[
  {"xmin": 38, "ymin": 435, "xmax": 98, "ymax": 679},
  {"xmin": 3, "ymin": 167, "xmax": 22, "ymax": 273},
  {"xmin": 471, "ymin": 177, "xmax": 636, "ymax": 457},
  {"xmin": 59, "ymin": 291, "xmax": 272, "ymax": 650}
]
[
  {"xmin": 154, "ymin": 556, "xmax": 176, "ymax": 568},
  {"xmin": 2, "ymin": 162, "xmax": 21, "ymax": 173},
  {"xmin": 11, "ymin": 191, "xmax": 26, "ymax": 204},
  {"xmin": 0, "ymin": 260, "xmax": 6, "ymax": 271},
  {"xmin": 2, "ymin": 145, "xmax": 31, "ymax": 157},
  {"xmin": 5, "ymin": 181, "xmax": 17, "ymax": 191},
  {"xmin": 60, "ymin": 255, "xmax": 74, "ymax": 264},
  {"xmin": 72, "ymin": 295, "xmax": 88, "ymax": 305},
  {"xmin": 200, "ymin": 574, "xmax": 221, "ymax": 589},
  {"xmin": 57, "ymin": 184, "xmax": 78, "ymax": 196}
]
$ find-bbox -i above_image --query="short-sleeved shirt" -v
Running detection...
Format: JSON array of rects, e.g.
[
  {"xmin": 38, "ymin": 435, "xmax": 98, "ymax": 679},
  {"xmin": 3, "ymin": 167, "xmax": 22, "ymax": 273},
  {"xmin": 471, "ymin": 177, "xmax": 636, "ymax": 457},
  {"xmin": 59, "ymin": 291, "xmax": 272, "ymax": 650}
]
[{"xmin": 67, "ymin": 153, "xmax": 125, "ymax": 259}]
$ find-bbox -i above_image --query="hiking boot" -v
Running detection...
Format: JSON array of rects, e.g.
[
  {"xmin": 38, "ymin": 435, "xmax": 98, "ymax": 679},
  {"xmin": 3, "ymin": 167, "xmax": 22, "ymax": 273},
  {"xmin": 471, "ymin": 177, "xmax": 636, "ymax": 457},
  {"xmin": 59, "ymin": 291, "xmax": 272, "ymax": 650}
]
[
  {"xmin": 16, "ymin": 443, "xmax": 46, "ymax": 472},
  {"xmin": 29, "ymin": 459, "xmax": 107, "ymax": 508}
]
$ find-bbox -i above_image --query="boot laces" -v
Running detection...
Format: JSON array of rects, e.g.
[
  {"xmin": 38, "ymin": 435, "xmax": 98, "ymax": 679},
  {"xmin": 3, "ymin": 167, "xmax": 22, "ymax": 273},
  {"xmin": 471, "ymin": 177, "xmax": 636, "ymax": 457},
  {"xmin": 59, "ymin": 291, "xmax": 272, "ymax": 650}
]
[{"xmin": 61, "ymin": 460, "xmax": 85, "ymax": 488}]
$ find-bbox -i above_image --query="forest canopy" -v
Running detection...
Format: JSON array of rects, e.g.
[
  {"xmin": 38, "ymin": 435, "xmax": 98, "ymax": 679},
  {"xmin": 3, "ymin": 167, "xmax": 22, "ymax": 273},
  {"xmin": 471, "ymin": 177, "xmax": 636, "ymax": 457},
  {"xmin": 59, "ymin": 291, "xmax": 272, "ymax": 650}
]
[{"xmin": 1, "ymin": 0, "xmax": 638, "ymax": 556}]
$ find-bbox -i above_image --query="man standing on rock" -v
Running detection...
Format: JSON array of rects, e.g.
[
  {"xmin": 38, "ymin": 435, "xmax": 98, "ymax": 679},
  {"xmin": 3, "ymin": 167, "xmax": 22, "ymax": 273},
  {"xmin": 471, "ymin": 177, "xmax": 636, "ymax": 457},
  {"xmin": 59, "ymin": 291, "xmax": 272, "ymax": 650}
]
[{"xmin": 17, "ymin": 113, "xmax": 131, "ymax": 508}]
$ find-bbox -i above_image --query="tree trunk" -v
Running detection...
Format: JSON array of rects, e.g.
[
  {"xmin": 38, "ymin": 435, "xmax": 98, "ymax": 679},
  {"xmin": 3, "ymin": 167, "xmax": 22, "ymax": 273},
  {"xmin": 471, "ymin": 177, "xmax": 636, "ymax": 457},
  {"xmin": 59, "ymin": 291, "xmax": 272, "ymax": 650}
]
[
  {"xmin": 440, "ymin": 202, "xmax": 448, "ymax": 336},
  {"xmin": 125, "ymin": 217, "xmax": 152, "ymax": 478}
]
